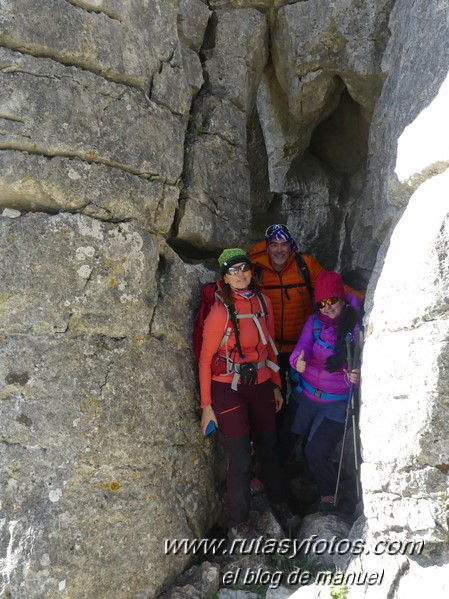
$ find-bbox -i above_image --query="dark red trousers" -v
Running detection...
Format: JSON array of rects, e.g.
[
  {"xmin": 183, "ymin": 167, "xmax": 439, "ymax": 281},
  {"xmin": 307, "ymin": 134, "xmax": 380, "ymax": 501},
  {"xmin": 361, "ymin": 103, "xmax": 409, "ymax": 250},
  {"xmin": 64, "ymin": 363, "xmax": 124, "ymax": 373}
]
[{"xmin": 211, "ymin": 379, "xmax": 285, "ymax": 527}]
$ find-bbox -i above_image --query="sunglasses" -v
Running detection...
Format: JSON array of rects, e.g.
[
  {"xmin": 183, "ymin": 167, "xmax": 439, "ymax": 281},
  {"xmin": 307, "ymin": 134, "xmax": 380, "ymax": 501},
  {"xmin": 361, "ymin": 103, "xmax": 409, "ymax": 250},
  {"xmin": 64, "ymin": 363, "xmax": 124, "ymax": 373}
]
[
  {"xmin": 316, "ymin": 297, "xmax": 340, "ymax": 309},
  {"xmin": 227, "ymin": 263, "xmax": 251, "ymax": 275}
]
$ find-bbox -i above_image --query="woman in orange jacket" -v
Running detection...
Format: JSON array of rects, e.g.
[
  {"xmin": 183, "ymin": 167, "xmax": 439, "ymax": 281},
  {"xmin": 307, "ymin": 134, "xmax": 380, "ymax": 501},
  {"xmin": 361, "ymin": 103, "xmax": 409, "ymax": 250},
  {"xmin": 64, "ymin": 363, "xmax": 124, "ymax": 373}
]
[{"xmin": 199, "ymin": 248, "xmax": 299, "ymax": 540}]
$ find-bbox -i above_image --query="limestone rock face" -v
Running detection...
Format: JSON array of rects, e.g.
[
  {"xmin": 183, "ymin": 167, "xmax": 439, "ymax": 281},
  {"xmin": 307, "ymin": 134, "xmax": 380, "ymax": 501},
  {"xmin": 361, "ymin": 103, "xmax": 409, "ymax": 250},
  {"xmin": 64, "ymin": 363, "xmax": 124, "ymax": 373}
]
[
  {"xmin": 0, "ymin": 47, "xmax": 184, "ymax": 229},
  {"xmin": 0, "ymin": 2, "xmax": 221, "ymax": 597},
  {"xmin": 352, "ymin": 0, "xmax": 449, "ymax": 271},
  {"xmin": 0, "ymin": 213, "xmax": 220, "ymax": 599},
  {"xmin": 273, "ymin": 0, "xmax": 391, "ymax": 110},
  {"xmin": 177, "ymin": 8, "xmax": 268, "ymax": 249},
  {"xmin": 348, "ymin": 0, "xmax": 449, "ymax": 595},
  {"xmin": 1, "ymin": 0, "xmax": 449, "ymax": 597},
  {"xmin": 0, "ymin": 0, "xmax": 180, "ymax": 88},
  {"xmin": 362, "ymin": 172, "xmax": 449, "ymax": 536}
]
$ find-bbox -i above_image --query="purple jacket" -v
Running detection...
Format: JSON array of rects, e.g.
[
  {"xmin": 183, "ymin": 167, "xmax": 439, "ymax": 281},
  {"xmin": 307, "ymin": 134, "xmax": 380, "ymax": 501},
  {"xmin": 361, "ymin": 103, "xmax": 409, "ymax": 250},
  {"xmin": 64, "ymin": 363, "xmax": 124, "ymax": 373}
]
[{"xmin": 289, "ymin": 295, "xmax": 361, "ymax": 402}]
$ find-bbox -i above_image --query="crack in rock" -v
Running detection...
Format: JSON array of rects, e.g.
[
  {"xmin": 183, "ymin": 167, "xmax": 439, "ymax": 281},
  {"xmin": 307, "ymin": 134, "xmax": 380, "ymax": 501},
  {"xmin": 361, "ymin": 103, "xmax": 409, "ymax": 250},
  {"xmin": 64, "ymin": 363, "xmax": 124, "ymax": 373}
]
[{"xmin": 0, "ymin": 142, "xmax": 170, "ymax": 183}]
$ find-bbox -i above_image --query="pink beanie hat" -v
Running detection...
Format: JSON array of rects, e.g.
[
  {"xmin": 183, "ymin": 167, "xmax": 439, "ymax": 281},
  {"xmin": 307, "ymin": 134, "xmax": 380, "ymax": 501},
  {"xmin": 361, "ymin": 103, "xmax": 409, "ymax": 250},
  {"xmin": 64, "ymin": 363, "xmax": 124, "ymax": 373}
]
[{"xmin": 314, "ymin": 271, "xmax": 346, "ymax": 303}]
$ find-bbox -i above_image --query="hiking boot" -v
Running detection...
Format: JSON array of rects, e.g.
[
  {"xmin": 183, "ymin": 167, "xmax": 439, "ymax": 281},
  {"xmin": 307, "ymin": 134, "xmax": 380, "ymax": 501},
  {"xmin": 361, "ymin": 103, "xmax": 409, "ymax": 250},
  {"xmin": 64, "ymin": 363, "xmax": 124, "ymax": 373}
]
[
  {"xmin": 318, "ymin": 495, "xmax": 337, "ymax": 514},
  {"xmin": 250, "ymin": 477, "xmax": 265, "ymax": 496},
  {"xmin": 229, "ymin": 521, "xmax": 261, "ymax": 541},
  {"xmin": 272, "ymin": 503, "xmax": 301, "ymax": 533}
]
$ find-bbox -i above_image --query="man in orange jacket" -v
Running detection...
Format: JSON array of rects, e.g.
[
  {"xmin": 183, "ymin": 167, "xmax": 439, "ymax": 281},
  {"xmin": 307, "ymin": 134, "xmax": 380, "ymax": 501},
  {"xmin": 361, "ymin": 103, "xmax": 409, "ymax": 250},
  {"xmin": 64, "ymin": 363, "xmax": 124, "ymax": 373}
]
[{"xmin": 248, "ymin": 224, "xmax": 364, "ymax": 402}]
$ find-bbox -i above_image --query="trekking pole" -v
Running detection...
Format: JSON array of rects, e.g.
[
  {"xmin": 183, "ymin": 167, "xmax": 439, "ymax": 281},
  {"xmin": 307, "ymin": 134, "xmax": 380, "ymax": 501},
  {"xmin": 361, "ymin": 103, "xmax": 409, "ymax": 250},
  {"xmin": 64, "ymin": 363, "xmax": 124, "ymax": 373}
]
[
  {"xmin": 350, "ymin": 330, "xmax": 363, "ymax": 501},
  {"xmin": 334, "ymin": 335, "xmax": 353, "ymax": 507},
  {"xmin": 334, "ymin": 330, "xmax": 364, "ymax": 507}
]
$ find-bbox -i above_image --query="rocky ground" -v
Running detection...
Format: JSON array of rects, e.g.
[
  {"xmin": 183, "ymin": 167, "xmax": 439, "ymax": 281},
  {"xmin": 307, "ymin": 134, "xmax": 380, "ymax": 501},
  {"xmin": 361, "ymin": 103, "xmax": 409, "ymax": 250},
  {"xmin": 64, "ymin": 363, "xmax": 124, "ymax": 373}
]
[{"xmin": 158, "ymin": 438, "xmax": 362, "ymax": 599}]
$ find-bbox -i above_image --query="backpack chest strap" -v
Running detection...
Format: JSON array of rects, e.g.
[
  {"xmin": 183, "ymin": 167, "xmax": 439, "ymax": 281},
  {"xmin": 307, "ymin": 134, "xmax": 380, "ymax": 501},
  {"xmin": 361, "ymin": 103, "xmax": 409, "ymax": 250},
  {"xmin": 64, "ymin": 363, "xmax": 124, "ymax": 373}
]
[
  {"xmin": 235, "ymin": 313, "xmax": 279, "ymax": 357},
  {"xmin": 217, "ymin": 326, "xmax": 232, "ymax": 351},
  {"xmin": 237, "ymin": 312, "xmax": 267, "ymax": 345},
  {"xmin": 218, "ymin": 294, "xmax": 279, "ymax": 360},
  {"xmin": 260, "ymin": 282, "xmax": 308, "ymax": 290}
]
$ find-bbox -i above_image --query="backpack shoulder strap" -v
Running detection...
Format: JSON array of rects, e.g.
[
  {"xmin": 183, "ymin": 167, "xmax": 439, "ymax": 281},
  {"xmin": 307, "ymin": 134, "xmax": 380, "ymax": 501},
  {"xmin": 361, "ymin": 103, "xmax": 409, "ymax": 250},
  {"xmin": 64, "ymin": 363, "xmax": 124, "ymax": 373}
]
[
  {"xmin": 256, "ymin": 291, "xmax": 268, "ymax": 315},
  {"xmin": 254, "ymin": 292, "xmax": 278, "ymax": 356},
  {"xmin": 212, "ymin": 291, "xmax": 232, "ymax": 352},
  {"xmin": 226, "ymin": 303, "xmax": 245, "ymax": 359},
  {"xmin": 215, "ymin": 292, "xmax": 245, "ymax": 359},
  {"xmin": 312, "ymin": 314, "xmax": 335, "ymax": 350},
  {"xmin": 312, "ymin": 314, "xmax": 321, "ymax": 342},
  {"xmin": 253, "ymin": 264, "xmax": 263, "ymax": 284},
  {"xmin": 295, "ymin": 253, "xmax": 313, "ymax": 300}
]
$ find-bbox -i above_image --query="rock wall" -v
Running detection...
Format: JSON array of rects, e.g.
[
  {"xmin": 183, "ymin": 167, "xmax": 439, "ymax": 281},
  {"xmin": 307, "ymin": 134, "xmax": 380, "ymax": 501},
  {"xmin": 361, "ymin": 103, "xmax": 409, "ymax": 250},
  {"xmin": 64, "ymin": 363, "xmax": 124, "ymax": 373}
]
[
  {"xmin": 0, "ymin": 213, "xmax": 222, "ymax": 598},
  {"xmin": 351, "ymin": 0, "xmax": 449, "ymax": 595},
  {"xmin": 0, "ymin": 2, "xmax": 221, "ymax": 598},
  {"xmin": 0, "ymin": 0, "xmax": 448, "ymax": 598}
]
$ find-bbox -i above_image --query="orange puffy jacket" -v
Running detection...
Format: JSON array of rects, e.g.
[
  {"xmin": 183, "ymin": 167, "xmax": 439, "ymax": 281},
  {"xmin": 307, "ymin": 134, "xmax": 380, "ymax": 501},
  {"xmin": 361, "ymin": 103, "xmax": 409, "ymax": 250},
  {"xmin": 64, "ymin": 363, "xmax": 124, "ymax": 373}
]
[
  {"xmin": 248, "ymin": 241, "xmax": 325, "ymax": 353},
  {"xmin": 248, "ymin": 242, "xmax": 365, "ymax": 353}
]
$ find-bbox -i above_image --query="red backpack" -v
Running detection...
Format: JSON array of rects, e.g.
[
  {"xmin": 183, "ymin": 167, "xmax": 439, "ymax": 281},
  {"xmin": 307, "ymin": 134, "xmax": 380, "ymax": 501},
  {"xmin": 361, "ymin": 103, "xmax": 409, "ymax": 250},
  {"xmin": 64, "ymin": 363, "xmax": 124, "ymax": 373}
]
[{"xmin": 192, "ymin": 282, "xmax": 219, "ymax": 361}]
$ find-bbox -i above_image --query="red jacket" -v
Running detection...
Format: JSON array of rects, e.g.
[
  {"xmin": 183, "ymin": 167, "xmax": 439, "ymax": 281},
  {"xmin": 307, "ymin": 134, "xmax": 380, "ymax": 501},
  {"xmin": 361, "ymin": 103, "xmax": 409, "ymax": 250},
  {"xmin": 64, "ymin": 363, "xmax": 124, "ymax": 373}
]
[{"xmin": 199, "ymin": 289, "xmax": 281, "ymax": 407}]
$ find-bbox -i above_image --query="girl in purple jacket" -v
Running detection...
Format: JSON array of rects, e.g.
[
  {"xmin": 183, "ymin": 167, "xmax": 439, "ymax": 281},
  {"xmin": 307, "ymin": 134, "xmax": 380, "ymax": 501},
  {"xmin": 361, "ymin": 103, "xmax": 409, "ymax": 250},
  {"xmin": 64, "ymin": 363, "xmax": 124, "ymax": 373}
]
[{"xmin": 289, "ymin": 271, "xmax": 362, "ymax": 512}]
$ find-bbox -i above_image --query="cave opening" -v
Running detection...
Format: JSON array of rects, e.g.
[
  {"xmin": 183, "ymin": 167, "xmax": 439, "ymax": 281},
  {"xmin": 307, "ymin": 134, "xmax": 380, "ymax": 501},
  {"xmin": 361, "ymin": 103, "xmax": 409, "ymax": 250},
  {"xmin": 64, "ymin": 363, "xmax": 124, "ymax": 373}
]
[
  {"xmin": 249, "ymin": 83, "xmax": 372, "ymax": 292},
  {"xmin": 309, "ymin": 87, "xmax": 370, "ymax": 176}
]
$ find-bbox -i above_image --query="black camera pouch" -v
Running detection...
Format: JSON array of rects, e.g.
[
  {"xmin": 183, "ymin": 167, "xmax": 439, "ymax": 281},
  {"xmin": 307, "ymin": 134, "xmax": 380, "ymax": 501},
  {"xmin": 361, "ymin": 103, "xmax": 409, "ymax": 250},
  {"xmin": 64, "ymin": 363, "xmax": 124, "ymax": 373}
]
[{"xmin": 239, "ymin": 362, "xmax": 257, "ymax": 386}]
